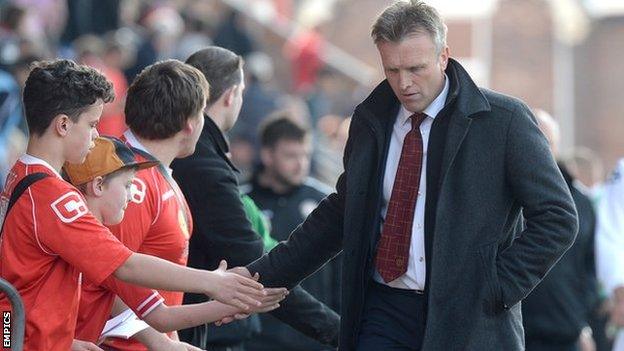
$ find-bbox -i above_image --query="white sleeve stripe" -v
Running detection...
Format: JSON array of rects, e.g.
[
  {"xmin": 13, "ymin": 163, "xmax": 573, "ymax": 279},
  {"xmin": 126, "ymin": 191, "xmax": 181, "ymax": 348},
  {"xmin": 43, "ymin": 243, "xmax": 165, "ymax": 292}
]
[
  {"xmin": 29, "ymin": 187, "xmax": 55, "ymax": 256},
  {"xmin": 140, "ymin": 297, "xmax": 164, "ymax": 318},
  {"xmin": 136, "ymin": 292, "xmax": 160, "ymax": 311}
]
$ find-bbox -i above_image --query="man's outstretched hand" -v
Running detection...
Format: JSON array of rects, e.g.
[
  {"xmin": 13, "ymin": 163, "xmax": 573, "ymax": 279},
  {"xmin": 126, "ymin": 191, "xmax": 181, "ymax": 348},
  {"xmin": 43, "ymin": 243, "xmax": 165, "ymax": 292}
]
[
  {"xmin": 213, "ymin": 266, "xmax": 289, "ymax": 326},
  {"xmin": 204, "ymin": 260, "xmax": 266, "ymax": 311}
]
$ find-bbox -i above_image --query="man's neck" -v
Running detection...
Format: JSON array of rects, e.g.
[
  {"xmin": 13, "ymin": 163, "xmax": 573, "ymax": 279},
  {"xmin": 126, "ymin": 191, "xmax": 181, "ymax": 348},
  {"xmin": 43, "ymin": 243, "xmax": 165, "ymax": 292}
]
[
  {"xmin": 133, "ymin": 134, "xmax": 180, "ymax": 167},
  {"xmin": 25, "ymin": 137, "xmax": 64, "ymax": 172},
  {"xmin": 206, "ymin": 106, "xmax": 227, "ymax": 132},
  {"xmin": 258, "ymin": 171, "xmax": 293, "ymax": 195}
]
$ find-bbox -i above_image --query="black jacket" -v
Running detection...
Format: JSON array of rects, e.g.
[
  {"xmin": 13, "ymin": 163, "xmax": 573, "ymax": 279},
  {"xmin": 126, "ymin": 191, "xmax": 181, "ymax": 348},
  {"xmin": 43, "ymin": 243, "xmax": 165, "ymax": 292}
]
[
  {"xmin": 170, "ymin": 117, "xmax": 339, "ymax": 348},
  {"xmin": 243, "ymin": 174, "xmax": 341, "ymax": 350},
  {"xmin": 248, "ymin": 59, "xmax": 578, "ymax": 350},
  {"xmin": 522, "ymin": 164, "xmax": 599, "ymax": 343}
]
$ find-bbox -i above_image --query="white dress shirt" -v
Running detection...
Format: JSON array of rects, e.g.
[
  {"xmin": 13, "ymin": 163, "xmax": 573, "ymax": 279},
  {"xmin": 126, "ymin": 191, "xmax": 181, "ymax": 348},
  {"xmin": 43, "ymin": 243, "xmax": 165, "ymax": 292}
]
[{"xmin": 374, "ymin": 75, "xmax": 449, "ymax": 290}]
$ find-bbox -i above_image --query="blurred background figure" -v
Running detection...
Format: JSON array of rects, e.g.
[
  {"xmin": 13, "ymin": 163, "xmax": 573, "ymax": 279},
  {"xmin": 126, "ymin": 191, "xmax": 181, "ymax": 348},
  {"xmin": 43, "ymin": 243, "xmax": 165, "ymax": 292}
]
[
  {"xmin": 596, "ymin": 158, "xmax": 624, "ymax": 351},
  {"xmin": 522, "ymin": 109, "xmax": 600, "ymax": 351},
  {"xmin": 242, "ymin": 113, "xmax": 340, "ymax": 351}
]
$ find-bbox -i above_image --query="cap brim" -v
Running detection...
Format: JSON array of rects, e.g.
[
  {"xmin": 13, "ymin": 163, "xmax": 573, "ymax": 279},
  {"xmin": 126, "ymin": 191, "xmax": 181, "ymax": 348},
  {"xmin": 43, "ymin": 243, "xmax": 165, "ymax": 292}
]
[{"xmin": 126, "ymin": 160, "xmax": 160, "ymax": 171}]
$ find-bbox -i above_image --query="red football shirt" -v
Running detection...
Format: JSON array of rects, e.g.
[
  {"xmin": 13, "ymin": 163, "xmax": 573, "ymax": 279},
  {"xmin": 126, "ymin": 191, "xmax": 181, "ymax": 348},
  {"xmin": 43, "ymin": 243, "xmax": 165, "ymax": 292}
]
[
  {"xmin": 97, "ymin": 131, "xmax": 193, "ymax": 350},
  {"xmin": 0, "ymin": 155, "xmax": 133, "ymax": 351}
]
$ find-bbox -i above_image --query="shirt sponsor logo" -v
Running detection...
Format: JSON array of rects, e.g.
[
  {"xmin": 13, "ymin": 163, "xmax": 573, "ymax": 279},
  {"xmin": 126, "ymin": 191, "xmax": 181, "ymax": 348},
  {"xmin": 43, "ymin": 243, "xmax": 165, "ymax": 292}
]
[
  {"xmin": 130, "ymin": 178, "xmax": 147, "ymax": 204},
  {"xmin": 50, "ymin": 191, "xmax": 88, "ymax": 223}
]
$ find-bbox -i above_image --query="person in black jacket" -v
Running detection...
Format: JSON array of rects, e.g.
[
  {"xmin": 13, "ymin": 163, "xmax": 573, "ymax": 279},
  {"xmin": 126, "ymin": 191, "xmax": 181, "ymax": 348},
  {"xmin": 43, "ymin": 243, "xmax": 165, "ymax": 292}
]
[
  {"xmin": 522, "ymin": 110, "xmax": 600, "ymax": 351},
  {"xmin": 243, "ymin": 114, "xmax": 341, "ymax": 351},
  {"xmin": 171, "ymin": 46, "xmax": 340, "ymax": 351}
]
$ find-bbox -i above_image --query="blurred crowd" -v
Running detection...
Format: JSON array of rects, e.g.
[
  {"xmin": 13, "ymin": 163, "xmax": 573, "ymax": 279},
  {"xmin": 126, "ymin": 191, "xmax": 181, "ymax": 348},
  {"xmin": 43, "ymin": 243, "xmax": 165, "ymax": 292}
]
[
  {"xmin": 1, "ymin": 1, "xmax": 624, "ymax": 351},
  {"xmin": 0, "ymin": 0, "xmax": 361, "ymax": 188}
]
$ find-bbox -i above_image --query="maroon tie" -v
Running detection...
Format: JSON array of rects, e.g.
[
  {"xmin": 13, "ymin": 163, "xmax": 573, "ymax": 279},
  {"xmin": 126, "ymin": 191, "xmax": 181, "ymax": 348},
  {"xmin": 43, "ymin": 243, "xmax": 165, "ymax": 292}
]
[{"xmin": 375, "ymin": 113, "xmax": 427, "ymax": 283}]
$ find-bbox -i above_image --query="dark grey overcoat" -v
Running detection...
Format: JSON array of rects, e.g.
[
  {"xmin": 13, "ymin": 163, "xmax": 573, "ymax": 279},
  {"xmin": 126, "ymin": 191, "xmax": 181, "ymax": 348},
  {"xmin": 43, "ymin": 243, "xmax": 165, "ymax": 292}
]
[{"xmin": 249, "ymin": 59, "xmax": 578, "ymax": 350}]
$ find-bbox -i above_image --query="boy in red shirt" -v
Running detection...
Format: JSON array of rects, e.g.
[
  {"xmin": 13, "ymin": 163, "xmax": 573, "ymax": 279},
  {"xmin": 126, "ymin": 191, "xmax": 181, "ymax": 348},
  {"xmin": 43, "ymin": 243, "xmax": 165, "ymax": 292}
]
[{"xmin": 0, "ymin": 60, "xmax": 267, "ymax": 351}]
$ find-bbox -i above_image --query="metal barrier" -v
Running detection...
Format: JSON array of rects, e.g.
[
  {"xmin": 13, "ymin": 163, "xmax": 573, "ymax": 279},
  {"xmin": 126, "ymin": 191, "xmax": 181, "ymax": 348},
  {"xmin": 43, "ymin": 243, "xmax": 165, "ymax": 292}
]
[{"xmin": 0, "ymin": 278, "xmax": 24, "ymax": 351}]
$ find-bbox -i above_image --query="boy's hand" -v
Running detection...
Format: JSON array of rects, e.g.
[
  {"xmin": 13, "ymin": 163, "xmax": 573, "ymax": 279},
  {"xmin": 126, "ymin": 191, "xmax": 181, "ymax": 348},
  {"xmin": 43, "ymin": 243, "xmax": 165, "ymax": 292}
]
[
  {"xmin": 204, "ymin": 260, "xmax": 265, "ymax": 311},
  {"xmin": 162, "ymin": 340, "xmax": 205, "ymax": 351},
  {"xmin": 71, "ymin": 339, "xmax": 104, "ymax": 351}
]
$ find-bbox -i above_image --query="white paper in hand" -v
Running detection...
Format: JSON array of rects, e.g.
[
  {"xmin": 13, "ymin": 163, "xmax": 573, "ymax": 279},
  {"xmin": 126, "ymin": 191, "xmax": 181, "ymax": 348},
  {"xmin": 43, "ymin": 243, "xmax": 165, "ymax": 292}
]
[{"xmin": 100, "ymin": 309, "xmax": 150, "ymax": 340}]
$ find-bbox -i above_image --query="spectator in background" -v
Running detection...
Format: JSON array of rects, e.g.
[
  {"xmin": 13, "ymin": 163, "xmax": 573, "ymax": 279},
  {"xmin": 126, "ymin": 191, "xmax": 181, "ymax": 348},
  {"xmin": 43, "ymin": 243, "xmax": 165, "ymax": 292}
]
[
  {"xmin": 232, "ymin": 51, "xmax": 281, "ymax": 150},
  {"xmin": 214, "ymin": 10, "xmax": 255, "ymax": 57},
  {"xmin": 0, "ymin": 69, "xmax": 24, "ymax": 188},
  {"xmin": 596, "ymin": 158, "xmax": 624, "ymax": 351},
  {"xmin": 312, "ymin": 114, "xmax": 350, "ymax": 186},
  {"xmin": 243, "ymin": 113, "xmax": 341, "ymax": 351},
  {"xmin": 74, "ymin": 34, "xmax": 129, "ymax": 137},
  {"xmin": 522, "ymin": 110, "xmax": 599, "ymax": 351},
  {"xmin": 171, "ymin": 46, "xmax": 339, "ymax": 351}
]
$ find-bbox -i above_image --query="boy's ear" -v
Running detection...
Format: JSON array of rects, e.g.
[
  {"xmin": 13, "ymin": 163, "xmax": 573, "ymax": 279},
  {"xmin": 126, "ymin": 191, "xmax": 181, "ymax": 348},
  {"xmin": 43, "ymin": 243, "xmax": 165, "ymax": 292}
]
[
  {"xmin": 88, "ymin": 176, "xmax": 105, "ymax": 197},
  {"xmin": 54, "ymin": 114, "xmax": 72, "ymax": 137}
]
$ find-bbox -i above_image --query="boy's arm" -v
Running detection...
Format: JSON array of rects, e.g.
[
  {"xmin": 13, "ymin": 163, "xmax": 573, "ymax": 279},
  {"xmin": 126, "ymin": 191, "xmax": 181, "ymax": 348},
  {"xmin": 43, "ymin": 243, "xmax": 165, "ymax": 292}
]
[
  {"xmin": 114, "ymin": 256, "xmax": 270, "ymax": 311},
  {"xmin": 111, "ymin": 287, "xmax": 286, "ymax": 334}
]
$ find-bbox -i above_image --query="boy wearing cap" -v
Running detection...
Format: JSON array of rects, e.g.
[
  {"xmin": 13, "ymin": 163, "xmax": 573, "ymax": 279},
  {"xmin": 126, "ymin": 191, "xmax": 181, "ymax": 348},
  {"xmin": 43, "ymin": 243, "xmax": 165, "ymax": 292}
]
[
  {"xmin": 0, "ymin": 60, "xmax": 267, "ymax": 351},
  {"xmin": 67, "ymin": 137, "xmax": 284, "ymax": 350}
]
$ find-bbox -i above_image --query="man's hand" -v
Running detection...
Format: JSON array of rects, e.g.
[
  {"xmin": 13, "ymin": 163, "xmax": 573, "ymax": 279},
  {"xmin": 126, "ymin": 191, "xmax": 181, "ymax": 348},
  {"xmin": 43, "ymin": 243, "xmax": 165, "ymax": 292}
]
[
  {"xmin": 213, "ymin": 266, "xmax": 289, "ymax": 325},
  {"xmin": 205, "ymin": 260, "xmax": 266, "ymax": 311},
  {"xmin": 578, "ymin": 327, "xmax": 596, "ymax": 351},
  {"xmin": 71, "ymin": 339, "xmax": 104, "ymax": 351},
  {"xmin": 611, "ymin": 287, "xmax": 624, "ymax": 327}
]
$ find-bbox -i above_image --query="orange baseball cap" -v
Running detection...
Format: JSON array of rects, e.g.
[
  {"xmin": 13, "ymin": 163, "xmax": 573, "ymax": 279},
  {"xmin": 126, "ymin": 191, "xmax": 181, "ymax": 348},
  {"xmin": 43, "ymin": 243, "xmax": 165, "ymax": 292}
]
[{"xmin": 64, "ymin": 136, "xmax": 158, "ymax": 186}]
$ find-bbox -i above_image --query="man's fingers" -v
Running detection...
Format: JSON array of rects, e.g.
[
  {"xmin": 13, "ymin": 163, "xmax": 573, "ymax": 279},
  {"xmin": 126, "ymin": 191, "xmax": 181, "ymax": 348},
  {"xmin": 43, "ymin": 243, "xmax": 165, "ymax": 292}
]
[
  {"xmin": 218, "ymin": 260, "xmax": 228, "ymax": 271},
  {"xmin": 235, "ymin": 291, "xmax": 262, "ymax": 307}
]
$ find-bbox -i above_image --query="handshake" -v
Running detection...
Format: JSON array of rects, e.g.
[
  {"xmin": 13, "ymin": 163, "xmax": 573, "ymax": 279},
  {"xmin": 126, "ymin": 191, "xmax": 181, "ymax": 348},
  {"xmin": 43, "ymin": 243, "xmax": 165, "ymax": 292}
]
[{"xmin": 205, "ymin": 260, "xmax": 289, "ymax": 325}]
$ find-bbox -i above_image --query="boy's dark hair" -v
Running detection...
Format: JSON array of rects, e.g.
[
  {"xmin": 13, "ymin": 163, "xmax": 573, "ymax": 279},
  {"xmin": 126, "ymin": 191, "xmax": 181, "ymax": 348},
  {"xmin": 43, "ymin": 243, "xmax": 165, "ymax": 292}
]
[
  {"xmin": 125, "ymin": 59, "xmax": 210, "ymax": 140},
  {"xmin": 23, "ymin": 59, "xmax": 115, "ymax": 136},
  {"xmin": 260, "ymin": 112, "xmax": 309, "ymax": 148},
  {"xmin": 185, "ymin": 47, "xmax": 243, "ymax": 107}
]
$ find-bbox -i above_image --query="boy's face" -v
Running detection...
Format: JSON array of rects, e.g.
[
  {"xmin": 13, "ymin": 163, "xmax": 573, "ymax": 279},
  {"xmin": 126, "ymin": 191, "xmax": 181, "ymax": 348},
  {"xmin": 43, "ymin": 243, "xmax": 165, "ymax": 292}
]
[
  {"xmin": 99, "ymin": 168, "xmax": 136, "ymax": 225},
  {"xmin": 64, "ymin": 101, "xmax": 103, "ymax": 164}
]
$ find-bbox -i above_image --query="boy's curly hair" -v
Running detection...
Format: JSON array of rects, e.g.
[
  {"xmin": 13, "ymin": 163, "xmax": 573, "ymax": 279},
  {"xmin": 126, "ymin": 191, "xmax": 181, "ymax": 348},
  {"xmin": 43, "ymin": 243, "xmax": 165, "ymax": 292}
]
[{"xmin": 23, "ymin": 59, "xmax": 115, "ymax": 136}]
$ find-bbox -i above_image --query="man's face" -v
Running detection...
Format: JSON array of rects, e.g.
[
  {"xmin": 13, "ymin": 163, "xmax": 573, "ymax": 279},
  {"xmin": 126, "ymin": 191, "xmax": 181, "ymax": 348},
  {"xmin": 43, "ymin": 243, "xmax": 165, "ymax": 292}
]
[
  {"xmin": 64, "ymin": 101, "xmax": 104, "ymax": 164},
  {"xmin": 263, "ymin": 139, "xmax": 311, "ymax": 187},
  {"xmin": 99, "ymin": 169, "xmax": 136, "ymax": 225},
  {"xmin": 224, "ymin": 70, "xmax": 245, "ymax": 131},
  {"xmin": 377, "ymin": 33, "xmax": 449, "ymax": 113}
]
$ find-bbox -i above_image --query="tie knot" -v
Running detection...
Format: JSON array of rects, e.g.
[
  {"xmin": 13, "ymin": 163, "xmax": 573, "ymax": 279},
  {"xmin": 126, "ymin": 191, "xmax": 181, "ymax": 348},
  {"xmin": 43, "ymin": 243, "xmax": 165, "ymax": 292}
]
[{"xmin": 410, "ymin": 113, "xmax": 427, "ymax": 129}]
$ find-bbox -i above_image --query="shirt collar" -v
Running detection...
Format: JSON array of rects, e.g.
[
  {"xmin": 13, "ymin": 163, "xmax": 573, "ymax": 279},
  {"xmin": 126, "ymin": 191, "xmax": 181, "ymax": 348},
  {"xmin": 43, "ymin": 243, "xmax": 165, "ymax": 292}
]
[
  {"xmin": 19, "ymin": 154, "xmax": 63, "ymax": 178},
  {"xmin": 124, "ymin": 130, "xmax": 172, "ymax": 174},
  {"xmin": 399, "ymin": 73, "xmax": 450, "ymax": 126}
]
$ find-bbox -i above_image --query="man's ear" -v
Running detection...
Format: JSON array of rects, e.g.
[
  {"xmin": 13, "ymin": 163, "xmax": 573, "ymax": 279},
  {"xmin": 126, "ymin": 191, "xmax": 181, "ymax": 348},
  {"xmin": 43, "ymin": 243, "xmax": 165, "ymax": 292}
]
[
  {"xmin": 223, "ymin": 85, "xmax": 237, "ymax": 107},
  {"xmin": 54, "ymin": 114, "xmax": 72, "ymax": 137},
  {"xmin": 260, "ymin": 147, "xmax": 273, "ymax": 168}
]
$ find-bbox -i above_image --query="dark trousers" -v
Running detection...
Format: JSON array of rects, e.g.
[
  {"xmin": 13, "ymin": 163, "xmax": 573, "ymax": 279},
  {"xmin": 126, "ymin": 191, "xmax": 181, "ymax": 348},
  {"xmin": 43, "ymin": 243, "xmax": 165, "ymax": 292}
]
[{"xmin": 356, "ymin": 281, "xmax": 427, "ymax": 351}]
